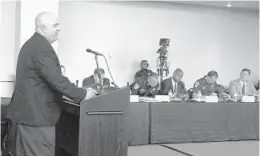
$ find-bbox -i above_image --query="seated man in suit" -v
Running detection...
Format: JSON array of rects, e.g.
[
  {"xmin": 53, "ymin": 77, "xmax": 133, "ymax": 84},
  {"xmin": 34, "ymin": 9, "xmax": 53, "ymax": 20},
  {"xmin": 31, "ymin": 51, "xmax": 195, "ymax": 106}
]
[
  {"xmin": 131, "ymin": 72, "xmax": 159, "ymax": 97},
  {"xmin": 229, "ymin": 68, "xmax": 258, "ymax": 100},
  {"xmin": 192, "ymin": 70, "xmax": 227, "ymax": 98},
  {"xmin": 160, "ymin": 68, "xmax": 189, "ymax": 99},
  {"xmin": 82, "ymin": 68, "xmax": 110, "ymax": 87},
  {"xmin": 134, "ymin": 60, "xmax": 153, "ymax": 80}
]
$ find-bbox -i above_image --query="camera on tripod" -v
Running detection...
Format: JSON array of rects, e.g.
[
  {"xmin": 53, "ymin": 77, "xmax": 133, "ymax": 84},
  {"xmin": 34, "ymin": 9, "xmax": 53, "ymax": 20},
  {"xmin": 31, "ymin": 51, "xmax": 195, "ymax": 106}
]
[{"xmin": 156, "ymin": 38, "xmax": 170, "ymax": 81}]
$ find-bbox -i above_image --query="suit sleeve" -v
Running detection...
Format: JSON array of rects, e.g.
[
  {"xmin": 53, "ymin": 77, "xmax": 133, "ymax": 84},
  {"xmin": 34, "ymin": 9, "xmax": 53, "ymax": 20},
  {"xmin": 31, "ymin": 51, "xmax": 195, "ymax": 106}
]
[
  {"xmin": 180, "ymin": 82, "xmax": 188, "ymax": 94},
  {"xmin": 160, "ymin": 80, "xmax": 168, "ymax": 95},
  {"xmin": 130, "ymin": 81, "xmax": 140, "ymax": 95},
  {"xmin": 215, "ymin": 85, "xmax": 223, "ymax": 94},
  {"xmin": 134, "ymin": 71, "xmax": 142, "ymax": 80},
  {"xmin": 229, "ymin": 81, "xmax": 237, "ymax": 98},
  {"xmin": 35, "ymin": 50, "xmax": 86, "ymax": 102},
  {"xmin": 193, "ymin": 80, "xmax": 201, "ymax": 93}
]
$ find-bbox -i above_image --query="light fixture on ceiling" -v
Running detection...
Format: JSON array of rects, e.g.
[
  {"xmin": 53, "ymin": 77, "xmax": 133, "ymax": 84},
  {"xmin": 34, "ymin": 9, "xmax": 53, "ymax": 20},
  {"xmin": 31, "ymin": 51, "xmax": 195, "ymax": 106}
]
[{"xmin": 226, "ymin": 0, "xmax": 232, "ymax": 8}]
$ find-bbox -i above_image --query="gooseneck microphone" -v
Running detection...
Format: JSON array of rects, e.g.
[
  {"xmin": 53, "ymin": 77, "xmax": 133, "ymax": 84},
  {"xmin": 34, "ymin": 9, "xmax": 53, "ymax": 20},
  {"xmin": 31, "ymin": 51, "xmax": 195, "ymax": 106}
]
[
  {"xmin": 86, "ymin": 48, "xmax": 117, "ymax": 88},
  {"xmin": 86, "ymin": 49, "xmax": 103, "ymax": 56}
]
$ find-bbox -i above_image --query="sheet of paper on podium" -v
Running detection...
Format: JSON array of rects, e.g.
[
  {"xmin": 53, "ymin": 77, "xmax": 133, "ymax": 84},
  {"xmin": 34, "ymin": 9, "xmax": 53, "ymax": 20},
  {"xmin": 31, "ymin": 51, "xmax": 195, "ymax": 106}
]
[
  {"xmin": 62, "ymin": 84, "xmax": 119, "ymax": 106},
  {"xmin": 83, "ymin": 84, "xmax": 118, "ymax": 95}
]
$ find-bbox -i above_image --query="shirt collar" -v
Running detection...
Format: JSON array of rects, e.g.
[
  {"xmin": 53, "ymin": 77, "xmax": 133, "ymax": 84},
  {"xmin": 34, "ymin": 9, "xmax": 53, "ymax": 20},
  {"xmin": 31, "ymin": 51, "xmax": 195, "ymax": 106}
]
[
  {"xmin": 171, "ymin": 77, "xmax": 177, "ymax": 83},
  {"xmin": 240, "ymin": 80, "xmax": 247, "ymax": 85}
]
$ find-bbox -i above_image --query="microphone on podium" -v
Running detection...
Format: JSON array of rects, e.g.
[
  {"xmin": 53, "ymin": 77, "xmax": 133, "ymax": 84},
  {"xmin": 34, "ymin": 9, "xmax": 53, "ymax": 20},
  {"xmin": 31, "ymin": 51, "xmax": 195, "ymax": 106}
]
[
  {"xmin": 86, "ymin": 48, "xmax": 117, "ymax": 89},
  {"xmin": 86, "ymin": 49, "xmax": 103, "ymax": 56}
]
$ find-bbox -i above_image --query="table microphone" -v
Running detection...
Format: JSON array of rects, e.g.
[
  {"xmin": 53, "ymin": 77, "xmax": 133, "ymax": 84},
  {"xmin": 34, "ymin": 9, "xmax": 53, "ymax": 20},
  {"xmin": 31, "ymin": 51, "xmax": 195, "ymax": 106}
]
[{"xmin": 111, "ymin": 82, "xmax": 119, "ymax": 88}]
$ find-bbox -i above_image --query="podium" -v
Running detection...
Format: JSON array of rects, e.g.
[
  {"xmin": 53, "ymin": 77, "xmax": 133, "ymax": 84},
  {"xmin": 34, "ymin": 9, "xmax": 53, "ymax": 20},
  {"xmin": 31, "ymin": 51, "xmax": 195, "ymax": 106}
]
[{"xmin": 57, "ymin": 87, "xmax": 130, "ymax": 156}]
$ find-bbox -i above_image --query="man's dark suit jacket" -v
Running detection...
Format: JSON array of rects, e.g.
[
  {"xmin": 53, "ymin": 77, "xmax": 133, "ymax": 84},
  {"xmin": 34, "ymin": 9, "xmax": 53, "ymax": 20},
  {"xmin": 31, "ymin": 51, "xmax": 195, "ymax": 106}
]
[
  {"xmin": 6, "ymin": 33, "xmax": 86, "ymax": 126},
  {"xmin": 82, "ymin": 75, "xmax": 110, "ymax": 87},
  {"xmin": 160, "ymin": 77, "xmax": 187, "ymax": 96}
]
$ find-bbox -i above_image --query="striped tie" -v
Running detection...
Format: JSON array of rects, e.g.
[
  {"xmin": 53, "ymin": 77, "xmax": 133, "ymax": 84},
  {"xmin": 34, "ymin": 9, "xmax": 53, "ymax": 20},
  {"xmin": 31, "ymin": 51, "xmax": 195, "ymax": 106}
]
[{"xmin": 242, "ymin": 82, "xmax": 246, "ymax": 95}]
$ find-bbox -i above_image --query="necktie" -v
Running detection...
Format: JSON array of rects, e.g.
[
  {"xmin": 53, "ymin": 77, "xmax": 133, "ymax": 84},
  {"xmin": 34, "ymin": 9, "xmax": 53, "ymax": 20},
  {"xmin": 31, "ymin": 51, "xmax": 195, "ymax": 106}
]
[
  {"xmin": 242, "ymin": 82, "xmax": 246, "ymax": 95},
  {"xmin": 173, "ymin": 82, "xmax": 177, "ymax": 94}
]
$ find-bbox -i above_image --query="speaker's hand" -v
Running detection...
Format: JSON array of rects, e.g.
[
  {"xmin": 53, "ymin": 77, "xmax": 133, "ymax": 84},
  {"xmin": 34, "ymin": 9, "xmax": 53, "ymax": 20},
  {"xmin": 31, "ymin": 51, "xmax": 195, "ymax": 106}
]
[{"xmin": 84, "ymin": 88, "xmax": 98, "ymax": 100}]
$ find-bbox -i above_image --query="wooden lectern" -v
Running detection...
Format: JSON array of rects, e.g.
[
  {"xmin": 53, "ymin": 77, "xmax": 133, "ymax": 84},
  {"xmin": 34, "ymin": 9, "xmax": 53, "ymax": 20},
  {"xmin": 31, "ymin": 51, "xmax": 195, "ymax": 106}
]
[{"xmin": 57, "ymin": 87, "xmax": 130, "ymax": 156}]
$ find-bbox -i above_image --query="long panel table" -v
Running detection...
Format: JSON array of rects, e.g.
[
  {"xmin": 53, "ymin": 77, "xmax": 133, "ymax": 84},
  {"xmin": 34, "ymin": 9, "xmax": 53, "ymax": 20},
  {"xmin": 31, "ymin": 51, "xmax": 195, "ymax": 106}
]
[
  {"xmin": 1, "ymin": 98, "xmax": 259, "ymax": 153},
  {"xmin": 126, "ymin": 102, "xmax": 150, "ymax": 145},
  {"xmin": 150, "ymin": 102, "xmax": 259, "ymax": 144}
]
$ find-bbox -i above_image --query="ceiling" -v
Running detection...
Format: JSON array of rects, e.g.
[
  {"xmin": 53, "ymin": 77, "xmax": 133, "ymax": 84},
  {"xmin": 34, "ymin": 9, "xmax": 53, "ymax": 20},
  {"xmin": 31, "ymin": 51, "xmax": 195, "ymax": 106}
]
[{"xmin": 170, "ymin": 1, "xmax": 259, "ymax": 11}]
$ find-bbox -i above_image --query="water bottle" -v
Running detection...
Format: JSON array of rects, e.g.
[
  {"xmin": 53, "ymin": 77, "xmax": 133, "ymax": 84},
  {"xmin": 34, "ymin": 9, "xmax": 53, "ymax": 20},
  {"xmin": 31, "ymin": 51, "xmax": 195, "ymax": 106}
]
[
  {"xmin": 234, "ymin": 93, "xmax": 238, "ymax": 102},
  {"xmin": 197, "ymin": 90, "xmax": 202, "ymax": 102},
  {"xmin": 168, "ymin": 90, "xmax": 173, "ymax": 99}
]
